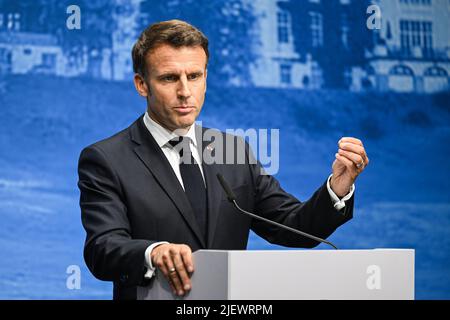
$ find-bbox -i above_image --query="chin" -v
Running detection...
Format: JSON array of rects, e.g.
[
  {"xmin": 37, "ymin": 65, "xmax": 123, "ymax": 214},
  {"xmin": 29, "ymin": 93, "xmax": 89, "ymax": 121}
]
[
  {"xmin": 178, "ymin": 117, "xmax": 196, "ymax": 126},
  {"xmin": 181, "ymin": 121, "xmax": 195, "ymax": 129}
]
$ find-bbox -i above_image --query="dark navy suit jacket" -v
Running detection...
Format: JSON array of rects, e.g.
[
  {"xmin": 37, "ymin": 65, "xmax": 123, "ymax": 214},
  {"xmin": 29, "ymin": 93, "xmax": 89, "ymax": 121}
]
[{"xmin": 78, "ymin": 116, "xmax": 353, "ymax": 299}]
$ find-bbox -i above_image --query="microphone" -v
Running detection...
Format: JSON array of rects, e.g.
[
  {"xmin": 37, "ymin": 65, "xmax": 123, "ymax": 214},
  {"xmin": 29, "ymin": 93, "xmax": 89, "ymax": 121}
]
[{"xmin": 216, "ymin": 174, "xmax": 338, "ymax": 250}]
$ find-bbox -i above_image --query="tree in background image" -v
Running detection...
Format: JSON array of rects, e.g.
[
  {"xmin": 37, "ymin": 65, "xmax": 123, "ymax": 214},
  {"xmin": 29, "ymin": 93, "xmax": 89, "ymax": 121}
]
[
  {"xmin": 139, "ymin": 0, "xmax": 259, "ymax": 86},
  {"xmin": 0, "ymin": 0, "xmax": 118, "ymax": 78},
  {"xmin": 46, "ymin": 0, "xmax": 117, "ymax": 78}
]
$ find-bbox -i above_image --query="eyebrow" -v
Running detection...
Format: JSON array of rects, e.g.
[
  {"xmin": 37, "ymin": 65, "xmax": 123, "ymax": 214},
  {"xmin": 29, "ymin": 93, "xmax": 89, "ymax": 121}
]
[
  {"xmin": 157, "ymin": 72, "xmax": 178, "ymax": 78},
  {"xmin": 156, "ymin": 70, "xmax": 204, "ymax": 79}
]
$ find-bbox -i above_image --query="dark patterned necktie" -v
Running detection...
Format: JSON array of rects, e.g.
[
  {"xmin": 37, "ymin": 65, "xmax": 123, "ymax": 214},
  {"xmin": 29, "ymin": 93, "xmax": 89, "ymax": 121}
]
[{"xmin": 168, "ymin": 136, "xmax": 207, "ymax": 242}]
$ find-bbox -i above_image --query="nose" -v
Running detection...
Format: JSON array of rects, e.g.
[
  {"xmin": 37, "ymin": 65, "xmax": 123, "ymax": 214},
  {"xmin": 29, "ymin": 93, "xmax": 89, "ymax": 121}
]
[{"xmin": 177, "ymin": 76, "xmax": 192, "ymax": 100}]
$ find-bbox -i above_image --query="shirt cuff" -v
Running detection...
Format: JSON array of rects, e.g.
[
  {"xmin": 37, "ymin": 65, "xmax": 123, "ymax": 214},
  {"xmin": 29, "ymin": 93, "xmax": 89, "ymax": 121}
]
[
  {"xmin": 326, "ymin": 174, "xmax": 355, "ymax": 211},
  {"xmin": 144, "ymin": 241, "xmax": 170, "ymax": 279}
]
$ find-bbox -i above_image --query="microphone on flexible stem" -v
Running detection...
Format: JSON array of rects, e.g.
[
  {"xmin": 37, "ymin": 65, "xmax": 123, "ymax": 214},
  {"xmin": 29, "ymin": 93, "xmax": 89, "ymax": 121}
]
[{"xmin": 216, "ymin": 173, "xmax": 338, "ymax": 250}]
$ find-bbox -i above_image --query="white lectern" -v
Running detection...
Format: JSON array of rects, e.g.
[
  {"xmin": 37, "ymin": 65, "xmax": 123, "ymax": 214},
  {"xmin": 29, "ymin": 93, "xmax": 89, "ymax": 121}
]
[{"xmin": 137, "ymin": 249, "xmax": 414, "ymax": 300}]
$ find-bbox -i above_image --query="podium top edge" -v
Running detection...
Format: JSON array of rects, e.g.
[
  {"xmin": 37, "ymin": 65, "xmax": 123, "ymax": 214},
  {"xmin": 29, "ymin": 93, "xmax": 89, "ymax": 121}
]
[{"xmin": 194, "ymin": 248, "xmax": 415, "ymax": 253}]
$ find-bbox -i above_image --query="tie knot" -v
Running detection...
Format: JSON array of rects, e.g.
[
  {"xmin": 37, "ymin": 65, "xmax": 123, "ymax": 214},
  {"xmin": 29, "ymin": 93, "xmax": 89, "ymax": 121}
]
[
  {"xmin": 168, "ymin": 136, "xmax": 190, "ymax": 157},
  {"xmin": 168, "ymin": 136, "xmax": 185, "ymax": 147}
]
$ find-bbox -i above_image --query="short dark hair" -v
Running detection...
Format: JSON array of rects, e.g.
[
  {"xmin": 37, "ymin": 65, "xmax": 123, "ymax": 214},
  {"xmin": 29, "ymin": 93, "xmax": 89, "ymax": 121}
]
[{"xmin": 132, "ymin": 19, "xmax": 209, "ymax": 78}]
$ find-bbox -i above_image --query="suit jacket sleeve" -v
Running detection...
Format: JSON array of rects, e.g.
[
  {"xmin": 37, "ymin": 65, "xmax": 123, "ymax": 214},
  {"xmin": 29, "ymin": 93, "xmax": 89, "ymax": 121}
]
[
  {"xmin": 78, "ymin": 145, "xmax": 153, "ymax": 287},
  {"xmin": 246, "ymin": 141, "xmax": 354, "ymax": 248}
]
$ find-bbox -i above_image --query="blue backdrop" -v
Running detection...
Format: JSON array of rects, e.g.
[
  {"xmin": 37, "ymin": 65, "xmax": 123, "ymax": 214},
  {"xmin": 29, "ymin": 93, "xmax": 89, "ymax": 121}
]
[{"xmin": 0, "ymin": 0, "xmax": 449, "ymax": 299}]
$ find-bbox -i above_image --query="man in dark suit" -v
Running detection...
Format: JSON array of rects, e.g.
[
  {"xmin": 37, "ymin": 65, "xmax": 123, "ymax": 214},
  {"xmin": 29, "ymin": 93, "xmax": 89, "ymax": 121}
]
[{"xmin": 78, "ymin": 20, "xmax": 369, "ymax": 300}]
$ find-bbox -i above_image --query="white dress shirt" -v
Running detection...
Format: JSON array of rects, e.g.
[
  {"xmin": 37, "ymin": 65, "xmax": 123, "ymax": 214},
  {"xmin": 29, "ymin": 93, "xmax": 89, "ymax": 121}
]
[
  {"xmin": 143, "ymin": 112, "xmax": 205, "ymax": 188},
  {"xmin": 142, "ymin": 112, "xmax": 355, "ymax": 279}
]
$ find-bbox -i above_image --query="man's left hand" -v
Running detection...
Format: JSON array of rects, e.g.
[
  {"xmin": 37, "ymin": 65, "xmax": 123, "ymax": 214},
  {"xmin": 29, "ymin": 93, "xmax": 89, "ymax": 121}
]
[{"xmin": 331, "ymin": 137, "xmax": 369, "ymax": 198}]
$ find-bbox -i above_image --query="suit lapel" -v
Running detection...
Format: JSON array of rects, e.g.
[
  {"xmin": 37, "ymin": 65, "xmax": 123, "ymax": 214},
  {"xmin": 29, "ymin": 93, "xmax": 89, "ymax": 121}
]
[
  {"xmin": 130, "ymin": 118, "xmax": 206, "ymax": 248},
  {"xmin": 196, "ymin": 126, "xmax": 223, "ymax": 248}
]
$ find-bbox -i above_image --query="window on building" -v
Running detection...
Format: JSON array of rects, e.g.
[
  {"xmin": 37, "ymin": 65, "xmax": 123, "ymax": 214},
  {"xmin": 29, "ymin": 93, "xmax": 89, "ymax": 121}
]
[
  {"xmin": 280, "ymin": 64, "xmax": 292, "ymax": 85},
  {"xmin": 341, "ymin": 13, "xmax": 350, "ymax": 49},
  {"xmin": 277, "ymin": 10, "xmax": 291, "ymax": 44},
  {"xmin": 400, "ymin": 21, "xmax": 410, "ymax": 54},
  {"xmin": 310, "ymin": 12, "xmax": 323, "ymax": 47},
  {"xmin": 6, "ymin": 13, "xmax": 20, "ymax": 31},
  {"xmin": 389, "ymin": 65, "xmax": 414, "ymax": 76},
  {"xmin": 424, "ymin": 66, "xmax": 448, "ymax": 77},
  {"xmin": 400, "ymin": 20, "xmax": 433, "ymax": 57},
  {"xmin": 422, "ymin": 22, "xmax": 433, "ymax": 57}
]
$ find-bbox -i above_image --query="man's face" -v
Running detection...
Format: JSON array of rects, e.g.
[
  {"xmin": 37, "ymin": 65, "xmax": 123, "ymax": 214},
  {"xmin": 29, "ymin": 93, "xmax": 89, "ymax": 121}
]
[{"xmin": 135, "ymin": 44, "xmax": 207, "ymax": 132}]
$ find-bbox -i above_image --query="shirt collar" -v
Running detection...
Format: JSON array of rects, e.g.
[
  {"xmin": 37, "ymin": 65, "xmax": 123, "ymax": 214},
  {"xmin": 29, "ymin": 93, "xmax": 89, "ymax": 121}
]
[{"xmin": 143, "ymin": 112, "xmax": 198, "ymax": 148}]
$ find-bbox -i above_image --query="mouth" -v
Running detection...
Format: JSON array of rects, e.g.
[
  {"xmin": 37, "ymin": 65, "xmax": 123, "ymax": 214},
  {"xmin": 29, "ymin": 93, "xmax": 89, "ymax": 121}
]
[{"xmin": 174, "ymin": 106, "xmax": 195, "ymax": 114}]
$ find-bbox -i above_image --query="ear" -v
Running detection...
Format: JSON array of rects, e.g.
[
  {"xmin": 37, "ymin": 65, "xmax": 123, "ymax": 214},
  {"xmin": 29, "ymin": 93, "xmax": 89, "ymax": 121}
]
[
  {"xmin": 204, "ymin": 68, "xmax": 208, "ymax": 93},
  {"xmin": 133, "ymin": 74, "xmax": 150, "ymax": 97}
]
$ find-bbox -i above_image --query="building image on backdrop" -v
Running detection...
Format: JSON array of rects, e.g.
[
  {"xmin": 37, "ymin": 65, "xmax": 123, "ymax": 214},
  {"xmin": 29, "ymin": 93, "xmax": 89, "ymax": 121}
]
[{"xmin": 0, "ymin": 0, "xmax": 449, "ymax": 300}]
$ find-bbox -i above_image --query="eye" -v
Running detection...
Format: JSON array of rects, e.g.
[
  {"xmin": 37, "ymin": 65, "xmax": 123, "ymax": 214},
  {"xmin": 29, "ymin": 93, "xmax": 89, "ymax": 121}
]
[
  {"xmin": 161, "ymin": 75, "xmax": 177, "ymax": 82},
  {"xmin": 188, "ymin": 73, "xmax": 202, "ymax": 80}
]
